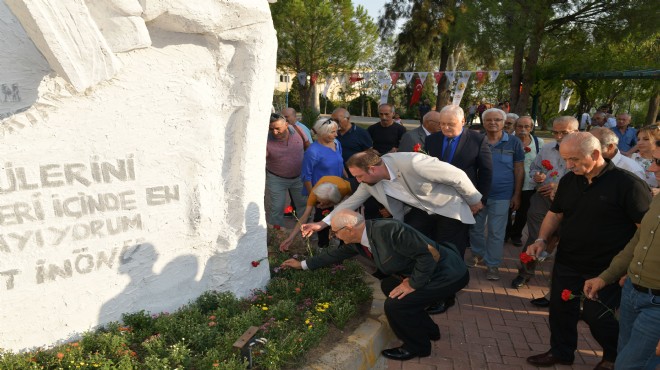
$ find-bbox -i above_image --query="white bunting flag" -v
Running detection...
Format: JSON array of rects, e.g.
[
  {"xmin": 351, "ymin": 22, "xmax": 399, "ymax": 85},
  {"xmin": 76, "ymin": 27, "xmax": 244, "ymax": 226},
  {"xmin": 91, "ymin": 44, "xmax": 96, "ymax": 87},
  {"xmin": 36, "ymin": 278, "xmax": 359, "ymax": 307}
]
[
  {"xmin": 488, "ymin": 70, "xmax": 500, "ymax": 82},
  {"xmin": 460, "ymin": 71, "xmax": 472, "ymax": 79},
  {"xmin": 321, "ymin": 76, "xmax": 334, "ymax": 98},
  {"xmin": 559, "ymin": 87, "xmax": 574, "ymax": 112},
  {"xmin": 452, "ymin": 76, "xmax": 470, "ymax": 106},
  {"xmin": 363, "ymin": 72, "xmax": 371, "ymax": 82},
  {"xmin": 445, "ymin": 71, "xmax": 456, "ymax": 84},
  {"xmin": 297, "ymin": 71, "xmax": 307, "ymax": 86},
  {"xmin": 504, "ymin": 70, "xmax": 513, "ymax": 75},
  {"xmin": 403, "ymin": 72, "xmax": 415, "ymax": 84},
  {"xmin": 417, "ymin": 72, "xmax": 429, "ymax": 85},
  {"xmin": 380, "ymin": 88, "xmax": 390, "ymax": 105},
  {"xmin": 338, "ymin": 74, "xmax": 347, "ymax": 86}
]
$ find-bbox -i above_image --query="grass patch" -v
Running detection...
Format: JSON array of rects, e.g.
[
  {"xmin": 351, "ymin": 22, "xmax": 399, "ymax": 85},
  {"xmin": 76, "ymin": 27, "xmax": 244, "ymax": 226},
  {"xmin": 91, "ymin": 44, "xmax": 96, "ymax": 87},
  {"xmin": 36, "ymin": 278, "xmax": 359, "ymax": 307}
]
[{"xmin": 0, "ymin": 254, "xmax": 372, "ymax": 370}]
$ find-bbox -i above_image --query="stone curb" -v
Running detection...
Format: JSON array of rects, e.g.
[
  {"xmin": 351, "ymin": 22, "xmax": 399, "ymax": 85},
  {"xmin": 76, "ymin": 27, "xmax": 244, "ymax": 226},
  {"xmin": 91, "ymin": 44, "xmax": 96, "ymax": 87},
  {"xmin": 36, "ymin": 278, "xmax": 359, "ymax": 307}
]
[{"xmin": 301, "ymin": 273, "xmax": 395, "ymax": 370}]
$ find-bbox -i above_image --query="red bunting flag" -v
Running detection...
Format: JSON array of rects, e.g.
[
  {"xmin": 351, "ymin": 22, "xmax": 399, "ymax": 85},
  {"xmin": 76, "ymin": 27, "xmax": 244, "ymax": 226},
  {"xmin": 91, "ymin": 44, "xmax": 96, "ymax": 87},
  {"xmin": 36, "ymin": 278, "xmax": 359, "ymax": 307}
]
[
  {"xmin": 349, "ymin": 72, "xmax": 363, "ymax": 84},
  {"xmin": 475, "ymin": 71, "xmax": 486, "ymax": 83},
  {"xmin": 433, "ymin": 72, "xmax": 444, "ymax": 84},
  {"xmin": 310, "ymin": 72, "xmax": 319, "ymax": 85},
  {"xmin": 409, "ymin": 78, "xmax": 424, "ymax": 107},
  {"xmin": 390, "ymin": 72, "xmax": 400, "ymax": 85}
]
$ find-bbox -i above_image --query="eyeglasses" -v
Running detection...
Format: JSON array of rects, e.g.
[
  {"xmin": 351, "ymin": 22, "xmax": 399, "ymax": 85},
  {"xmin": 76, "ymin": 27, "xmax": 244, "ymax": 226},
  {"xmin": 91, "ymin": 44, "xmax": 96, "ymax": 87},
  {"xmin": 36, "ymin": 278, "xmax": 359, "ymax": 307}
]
[
  {"xmin": 270, "ymin": 113, "xmax": 284, "ymax": 122},
  {"xmin": 653, "ymin": 158, "xmax": 660, "ymax": 166},
  {"xmin": 322, "ymin": 118, "xmax": 337, "ymax": 125},
  {"xmin": 330, "ymin": 225, "xmax": 347, "ymax": 235},
  {"xmin": 551, "ymin": 130, "xmax": 573, "ymax": 136}
]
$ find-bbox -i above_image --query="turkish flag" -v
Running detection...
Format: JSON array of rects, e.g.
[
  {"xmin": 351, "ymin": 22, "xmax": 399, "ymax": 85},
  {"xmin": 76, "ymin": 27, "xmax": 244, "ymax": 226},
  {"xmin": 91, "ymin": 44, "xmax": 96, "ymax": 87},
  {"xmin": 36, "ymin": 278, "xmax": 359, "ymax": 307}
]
[
  {"xmin": 349, "ymin": 72, "xmax": 363, "ymax": 84},
  {"xmin": 434, "ymin": 72, "xmax": 444, "ymax": 84},
  {"xmin": 310, "ymin": 72, "xmax": 319, "ymax": 85},
  {"xmin": 409, "ymin": 78, "xmax": 424, "ymax": 107},
  {"xmin": 475, "ymin": 71, "xmax": 486, "ymax": 83}
]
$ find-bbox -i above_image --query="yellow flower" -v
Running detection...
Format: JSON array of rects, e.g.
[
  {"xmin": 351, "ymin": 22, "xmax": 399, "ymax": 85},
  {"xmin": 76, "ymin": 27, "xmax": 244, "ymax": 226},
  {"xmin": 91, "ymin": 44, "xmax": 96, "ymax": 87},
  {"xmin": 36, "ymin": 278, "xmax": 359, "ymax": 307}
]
[
  {"xmin": 305, "ymin": 319, "xmax": 310, "ymax": 324},
  {"xmin": 262, "ymin": 306, "xmax": 268, "ymax": 311}
]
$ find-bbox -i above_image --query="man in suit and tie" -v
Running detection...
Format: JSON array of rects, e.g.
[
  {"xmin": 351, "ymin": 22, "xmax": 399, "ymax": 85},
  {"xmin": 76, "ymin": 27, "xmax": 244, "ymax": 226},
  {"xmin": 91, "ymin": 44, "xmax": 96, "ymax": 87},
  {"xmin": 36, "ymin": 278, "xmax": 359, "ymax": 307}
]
[
  {"xmin": 398, "ymin": 111, "xmax": 443, "ymax": 152},
  {"xmin": 283, "ymin": 209, "xmax": 469, "ymax": 361},
  {"xmin": 301, "ymin": 149, "xmax": 484, "ymax": 242},
  {"xmin": 424, "ymin": 104, "xmax": 493, "ymax": 314},
  {"xmin": 425, "ymin": 104, "xmax": 493, "ymax": 256}
]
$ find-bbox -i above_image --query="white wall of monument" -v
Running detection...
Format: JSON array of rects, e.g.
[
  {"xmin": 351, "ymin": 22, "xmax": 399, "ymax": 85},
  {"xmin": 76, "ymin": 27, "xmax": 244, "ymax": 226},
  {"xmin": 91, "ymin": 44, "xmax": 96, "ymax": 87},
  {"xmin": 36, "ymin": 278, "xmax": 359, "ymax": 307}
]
[{"xmin": 0, "ymin": 0, "xmax": 276, "ymax": 351}]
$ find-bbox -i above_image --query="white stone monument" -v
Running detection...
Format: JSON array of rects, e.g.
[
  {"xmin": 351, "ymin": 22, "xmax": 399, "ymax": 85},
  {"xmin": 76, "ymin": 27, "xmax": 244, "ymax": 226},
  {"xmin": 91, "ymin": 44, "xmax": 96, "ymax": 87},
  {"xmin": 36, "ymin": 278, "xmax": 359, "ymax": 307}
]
[{"xmin": 0, "ymin": 0, "xmax": 276, "ymax": 351}]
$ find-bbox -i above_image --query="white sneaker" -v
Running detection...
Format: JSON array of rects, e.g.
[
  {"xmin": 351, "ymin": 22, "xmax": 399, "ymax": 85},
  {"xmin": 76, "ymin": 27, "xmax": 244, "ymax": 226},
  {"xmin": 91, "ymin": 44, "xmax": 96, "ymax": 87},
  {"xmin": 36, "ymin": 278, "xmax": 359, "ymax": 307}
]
[{"xmin": 486, "ymin": 266, "xmax": 500, "ymax": 280}]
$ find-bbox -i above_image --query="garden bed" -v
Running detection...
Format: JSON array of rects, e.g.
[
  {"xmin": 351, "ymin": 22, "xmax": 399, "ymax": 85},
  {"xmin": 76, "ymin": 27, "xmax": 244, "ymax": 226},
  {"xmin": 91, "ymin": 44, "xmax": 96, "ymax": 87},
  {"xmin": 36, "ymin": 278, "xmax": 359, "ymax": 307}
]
[{"xmin": 0, "ymin": 253, "xmax": 372, "ymax": 370}]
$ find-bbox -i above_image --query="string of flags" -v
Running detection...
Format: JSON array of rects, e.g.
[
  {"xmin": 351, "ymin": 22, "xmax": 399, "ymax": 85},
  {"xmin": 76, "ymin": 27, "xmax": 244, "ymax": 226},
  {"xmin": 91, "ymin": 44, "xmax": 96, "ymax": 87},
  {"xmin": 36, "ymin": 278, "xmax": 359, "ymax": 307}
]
[{"xmin": 294, "ymin": 69, "xmax": 513, "ymax": 107}]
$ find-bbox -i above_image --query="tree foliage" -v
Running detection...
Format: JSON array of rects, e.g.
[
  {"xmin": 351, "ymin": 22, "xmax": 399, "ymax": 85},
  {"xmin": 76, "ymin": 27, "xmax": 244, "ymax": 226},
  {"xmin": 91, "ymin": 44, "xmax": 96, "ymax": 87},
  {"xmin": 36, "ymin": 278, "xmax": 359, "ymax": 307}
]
[{"xmin": 270, "ymin": 0, "xmax": 378, "ymax": 111}]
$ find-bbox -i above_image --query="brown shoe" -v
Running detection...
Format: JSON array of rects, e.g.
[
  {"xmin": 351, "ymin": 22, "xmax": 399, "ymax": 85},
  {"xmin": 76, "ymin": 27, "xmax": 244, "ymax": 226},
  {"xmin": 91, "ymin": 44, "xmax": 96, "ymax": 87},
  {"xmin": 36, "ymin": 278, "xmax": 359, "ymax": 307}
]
[
  {"xmin": 527, "ymin": 351, "xmax": 573, "ymax": 367},
  {"xmin": 593, "ymin": 360, "xmax": 615, "ymax": 370}
]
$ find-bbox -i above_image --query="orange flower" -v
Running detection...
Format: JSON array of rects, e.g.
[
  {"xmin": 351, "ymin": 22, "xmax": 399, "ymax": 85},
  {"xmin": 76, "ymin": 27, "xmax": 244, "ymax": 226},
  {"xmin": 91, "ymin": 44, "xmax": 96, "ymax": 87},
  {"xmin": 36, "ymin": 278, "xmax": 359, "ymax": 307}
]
[
  {"xmin": 208, "ymin": 321, "xmax": 216, "ymax": 327},
  {"xmin": 56, "ymin": 352, "xmax": 64, "ymax": 360},
  {"xmin": 70, "ymin": 342, "xmax": 79, "ymax": 347},
  {"xmin": 209, "ymin": 315, "xmax": 216, "ymax": 320},
  {"xmin": 295, "ymin": 287, "xmax": 301, "ymax": 294}
]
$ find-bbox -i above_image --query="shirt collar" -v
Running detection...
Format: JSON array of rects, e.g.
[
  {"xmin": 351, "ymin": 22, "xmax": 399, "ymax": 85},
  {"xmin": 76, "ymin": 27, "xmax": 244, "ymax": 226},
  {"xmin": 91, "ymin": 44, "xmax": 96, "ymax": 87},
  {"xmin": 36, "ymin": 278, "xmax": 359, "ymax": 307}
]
[
  {"xmin": 361, "ymin": 226, "xmax": 370, "ymax": 249},
  {"xmin": 422, "ymin": 126, "xmax": 431, "ymax": 136},
  {"xmin": 384, "ymin": 162, "xmax": 396, "ymax": 182}
]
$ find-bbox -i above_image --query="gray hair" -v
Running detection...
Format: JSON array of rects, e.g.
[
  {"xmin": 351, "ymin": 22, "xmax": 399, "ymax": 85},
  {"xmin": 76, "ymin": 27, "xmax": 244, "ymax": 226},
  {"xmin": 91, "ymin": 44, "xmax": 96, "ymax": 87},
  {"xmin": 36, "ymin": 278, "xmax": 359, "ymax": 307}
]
[
  {"xmin": 506, "ymin": 113, "xmax": 520, "ymax": 121},
  {"xmin": 379, "ymin": 103, "xmax": 395, "ymax": 114},
  {"xmin": 313, "ymin": 117, "xmax": 338, "ymax": 136},
  {"xmin": 589, "ymin": 127, "xmax": 619, "ymax": 150},
  {"xmin": 562, "ymin": 132, "xmax": 601, "ymax": 157},
  {"xmin": 439, "ymin": 104, "xmax": 465, "ymax": 123},
  {"xmin": 482, "ymin": 108, "xmax": 507, "ymax": 121},
  {"xmin": 312, "ymin": 182, "xmax": 342, "ymax": 204},
  {"xmin": 332, "ymin": 209, "xmax": 364, "ymax": 228},
  {"xmin": 332, "ymin": 107, "xmax": 350, "ymax": 119},
  {"xmin": 552, "ymin": 116, "xmax": 579, "ymax": 131}
]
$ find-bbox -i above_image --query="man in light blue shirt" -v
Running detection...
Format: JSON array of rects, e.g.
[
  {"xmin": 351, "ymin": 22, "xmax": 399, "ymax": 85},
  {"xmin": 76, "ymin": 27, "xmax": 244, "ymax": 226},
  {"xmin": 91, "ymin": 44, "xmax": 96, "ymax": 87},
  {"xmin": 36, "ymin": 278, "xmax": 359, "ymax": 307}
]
[
  {"xmin": 611, "ymin": 113, "xmax": 636, "ymax": 156},
  {"xmin": 282, "ymin": 107, "xmax": 313, "ymax": 144}
]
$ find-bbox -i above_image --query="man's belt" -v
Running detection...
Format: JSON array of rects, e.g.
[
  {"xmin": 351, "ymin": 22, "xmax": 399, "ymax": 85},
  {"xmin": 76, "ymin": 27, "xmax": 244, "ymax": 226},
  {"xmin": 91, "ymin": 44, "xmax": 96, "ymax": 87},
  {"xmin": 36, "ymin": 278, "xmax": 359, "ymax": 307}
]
[
  {"xmin": 266, "ymin": 169, "xmax": 300, "ymax": 180},
  {"xmin": 631, "ymin": 283, "xmax": 660, "ymax": 296}
]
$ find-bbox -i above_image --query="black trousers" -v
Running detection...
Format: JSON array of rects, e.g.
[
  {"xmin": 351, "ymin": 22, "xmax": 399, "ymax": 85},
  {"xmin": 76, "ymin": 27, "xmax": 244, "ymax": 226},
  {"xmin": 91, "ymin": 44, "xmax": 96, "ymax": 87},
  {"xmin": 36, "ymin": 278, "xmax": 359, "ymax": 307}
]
[
  {"xmin": 506, "ymin": 189, "xmax": 535, "ymax": 240},
  {"xmin": 404, "ymin": 207, "xmax": 470, "ymax": 258},
  {"xmin": 549, "ymin": 262, "xmax": 621, "ymax": 362},
  {"xmin": 381, "ymin": 272, "xmax": 469, "ymax": 354}
]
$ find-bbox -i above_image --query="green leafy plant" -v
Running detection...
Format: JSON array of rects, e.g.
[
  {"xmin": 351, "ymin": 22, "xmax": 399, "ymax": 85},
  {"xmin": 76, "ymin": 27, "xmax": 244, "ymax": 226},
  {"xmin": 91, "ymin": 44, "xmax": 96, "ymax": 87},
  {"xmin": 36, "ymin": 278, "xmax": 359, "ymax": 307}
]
[{"xmin": 0, "ymin": 253, "xmax": 371, "ymax": 370}]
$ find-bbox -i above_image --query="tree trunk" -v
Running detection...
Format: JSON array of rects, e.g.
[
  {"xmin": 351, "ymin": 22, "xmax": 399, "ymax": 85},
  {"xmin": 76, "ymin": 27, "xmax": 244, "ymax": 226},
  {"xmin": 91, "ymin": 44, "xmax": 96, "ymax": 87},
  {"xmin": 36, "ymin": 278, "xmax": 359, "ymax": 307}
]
[
  {"xmin": 513, "ymin": 23, "xmax": 544, "ymax": 115},
  {"xmin": 509, "ymin": 40, "xmax": 525, "ymax": 109},
  {"xmin": 645, "ymin": 91, "xmax": 660, "ymax": 125},
  {"xmin": 435, "ymin": 40, "xmax": 452, "ymax": 110}
]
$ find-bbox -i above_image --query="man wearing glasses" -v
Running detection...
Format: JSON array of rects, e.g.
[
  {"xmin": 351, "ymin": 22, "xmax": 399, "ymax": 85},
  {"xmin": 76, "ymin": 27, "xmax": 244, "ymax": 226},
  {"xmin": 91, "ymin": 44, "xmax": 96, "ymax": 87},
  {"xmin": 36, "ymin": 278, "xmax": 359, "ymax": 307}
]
[
  {"xmin": 282, "ymin": 209, "xmax": 469, "ymax": 361},
  {"xmin": 511, "ymin": 116, "xmax": 578, "ymax": 294}
]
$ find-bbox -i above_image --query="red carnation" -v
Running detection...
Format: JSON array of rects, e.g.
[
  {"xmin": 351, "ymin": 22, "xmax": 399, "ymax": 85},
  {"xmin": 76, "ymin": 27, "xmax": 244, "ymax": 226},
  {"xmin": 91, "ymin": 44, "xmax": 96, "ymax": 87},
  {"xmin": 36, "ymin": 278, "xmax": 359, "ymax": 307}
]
[
  {"xmin": 561, "ymin": 289, "xmax": 573, "ymax": 301},
  {"xmin": 549, "ymin": 171, "xmax": 558, "ymax": 177},
  {"xmin": 273, "ymin": 225, "xmax": 281, "ymax": 230},
  {"xmin": 321, "ymin": 209, "xmax": 330, "ymax": 216},
  {"xmin": 524, "ymin": 146, "xmax": 531, "ymax": 153},
  {"xmin": 541, "ymin": 160, "xmax": 553, "ymax": 170},
  {"xmin": 413, "ymin": 143, "xmax": 422, "ymax": 152},
  {"xmin": 251, "ymin": 261, "xmax": 260, "ymax": 267},
  {"xmin": 284, "ymin": 205, "xmax": 294, "ymax": 214},
  {"xmin": 519, "ymin": 252, "xmax": 534, "ymax": 264}
]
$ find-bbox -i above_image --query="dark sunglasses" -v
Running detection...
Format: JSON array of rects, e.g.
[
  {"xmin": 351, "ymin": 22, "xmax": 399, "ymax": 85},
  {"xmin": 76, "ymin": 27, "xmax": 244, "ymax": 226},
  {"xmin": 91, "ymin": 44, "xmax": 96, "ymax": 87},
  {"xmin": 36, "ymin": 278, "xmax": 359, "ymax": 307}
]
[
  {"xmin": 270, "ymin": 113, "xmax": 285, "ymax": 122},
  {"xmin": 322, "ymin": 118, "xmax": 338, "ymax": 125}
]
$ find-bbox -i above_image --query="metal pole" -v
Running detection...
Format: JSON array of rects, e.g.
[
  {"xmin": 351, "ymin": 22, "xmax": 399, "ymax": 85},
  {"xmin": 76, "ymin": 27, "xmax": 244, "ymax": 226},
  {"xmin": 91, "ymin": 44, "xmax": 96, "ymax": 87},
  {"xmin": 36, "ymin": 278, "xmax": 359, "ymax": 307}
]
[{"xmin": 285, "ymin": 75, "xmax": 290, "ymax": 108}]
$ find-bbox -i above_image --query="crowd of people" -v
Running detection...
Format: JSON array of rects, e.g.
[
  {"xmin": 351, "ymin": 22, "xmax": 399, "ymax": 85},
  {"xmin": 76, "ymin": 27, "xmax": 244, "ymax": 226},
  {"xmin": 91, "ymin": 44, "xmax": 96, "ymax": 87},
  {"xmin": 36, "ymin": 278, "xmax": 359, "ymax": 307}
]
[{"xmin": 266, "ymin": 104, "xmax": 660, "ymax": 369}]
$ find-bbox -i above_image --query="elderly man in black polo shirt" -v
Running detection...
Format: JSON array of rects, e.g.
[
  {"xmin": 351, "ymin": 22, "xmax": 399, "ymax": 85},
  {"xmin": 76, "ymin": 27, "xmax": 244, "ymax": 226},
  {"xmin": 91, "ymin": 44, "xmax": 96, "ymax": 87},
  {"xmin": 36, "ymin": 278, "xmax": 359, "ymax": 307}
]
[{"xmin": 526, "ymin": 132, "xmax": 651, "ymax": 370}]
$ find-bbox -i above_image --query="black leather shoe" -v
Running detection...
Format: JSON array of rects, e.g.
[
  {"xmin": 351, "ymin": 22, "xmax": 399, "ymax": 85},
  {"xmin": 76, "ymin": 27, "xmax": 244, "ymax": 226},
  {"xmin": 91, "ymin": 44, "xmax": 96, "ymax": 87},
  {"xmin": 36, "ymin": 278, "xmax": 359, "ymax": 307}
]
[
  {"xmin": 381, "ymin": 347, "xmax": 429, "ymax": 361},
  {"xmin": 511, "ymin": 275, "xmax": 529, "ymax": 288},
  {"xmin": 429, "ymin": 331, "xmax": 441, "ymax": 341},
  {"xmin": 426, "ymin": 296, "xmax": 456, "ymax": 315},
  {"xmin": 530, "ymin": 297, "xmax": 550, "ymax": 307},
  {"xmin": 510, "ymin": 236, "xmax": 523, "ymax": 246},
  {"xmin": 527, "ymin": 351, "xmax": 573, "ymax": 366}
]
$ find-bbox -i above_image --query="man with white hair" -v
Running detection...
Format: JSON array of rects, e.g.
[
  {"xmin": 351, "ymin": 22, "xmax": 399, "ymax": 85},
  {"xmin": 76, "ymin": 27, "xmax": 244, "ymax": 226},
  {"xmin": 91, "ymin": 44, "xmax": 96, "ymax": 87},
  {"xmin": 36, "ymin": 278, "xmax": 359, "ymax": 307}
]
[
  {"xmin": 589, "ymin": 127, "xmax": 645, "ymax": 180},
  {"xmin": 282, "ymin": 209, "xmax": 469, "ymax": 361},
  {"xmin": 424, "ymin": 104, "xmax": 493, "ymax": 314},
  {"xmin": 504, "ymin": 112, "xmax": 519, "ymax": 134},
  {"xmin": 398, "ymin": 110, "xmax": 442, "ymax": 152},
  {"xmin": 525, "ymin": 132, "xmax": 651, "ymax": 369}
]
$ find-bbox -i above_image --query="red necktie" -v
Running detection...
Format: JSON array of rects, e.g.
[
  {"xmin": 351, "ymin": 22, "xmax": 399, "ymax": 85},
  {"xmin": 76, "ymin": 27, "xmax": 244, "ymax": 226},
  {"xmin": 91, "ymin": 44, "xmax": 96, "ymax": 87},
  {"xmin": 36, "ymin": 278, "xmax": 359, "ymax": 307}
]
[{"xmin": 361, "ymin": 245, "xmax": 373, "ymax": 259}]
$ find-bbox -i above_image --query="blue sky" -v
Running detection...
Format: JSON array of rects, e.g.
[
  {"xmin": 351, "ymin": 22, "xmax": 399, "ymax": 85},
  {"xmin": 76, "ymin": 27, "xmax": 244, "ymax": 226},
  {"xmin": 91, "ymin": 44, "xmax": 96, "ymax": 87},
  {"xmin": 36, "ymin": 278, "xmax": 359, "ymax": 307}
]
[{"xmin": 353, "ymin": 0, "xmax": 386, "ymax": 22}]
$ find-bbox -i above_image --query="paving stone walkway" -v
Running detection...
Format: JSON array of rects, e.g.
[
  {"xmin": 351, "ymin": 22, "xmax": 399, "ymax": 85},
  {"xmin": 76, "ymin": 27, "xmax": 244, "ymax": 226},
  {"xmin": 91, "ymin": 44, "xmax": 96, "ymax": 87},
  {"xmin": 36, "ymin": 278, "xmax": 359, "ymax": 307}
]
[{"xmin": 385, "ymin": 241, "xmax": 606, "ymax": 370}]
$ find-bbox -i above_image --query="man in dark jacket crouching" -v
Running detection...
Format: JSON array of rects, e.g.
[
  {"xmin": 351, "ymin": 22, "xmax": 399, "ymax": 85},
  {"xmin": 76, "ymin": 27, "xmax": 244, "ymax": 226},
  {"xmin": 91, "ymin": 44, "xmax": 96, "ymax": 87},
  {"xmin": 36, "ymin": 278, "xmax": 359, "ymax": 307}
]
[{"xmin": 281, "ymin": 209, "xmax": 469, "ymax": 361}]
